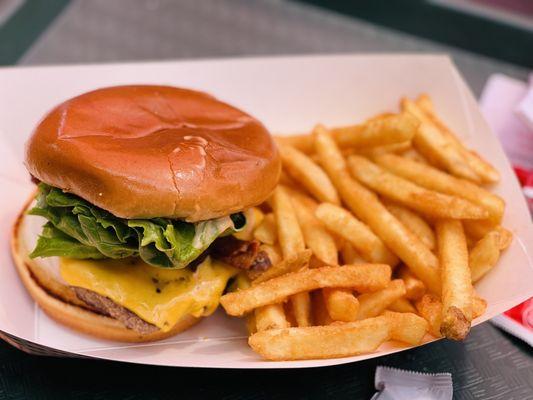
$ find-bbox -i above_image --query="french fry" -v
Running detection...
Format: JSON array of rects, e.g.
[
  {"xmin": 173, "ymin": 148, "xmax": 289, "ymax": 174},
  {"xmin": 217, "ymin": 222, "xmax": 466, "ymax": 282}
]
[
  {"xmin": 273, "ymin": 186, "xmax": 306, "ymax": 257},
  {"xmin": 401, "ymin": 98, "xmax": 480, "ymax": 182},
  {"xmin": 315, "ymin": 203, "xmax": 398, "ymax": 265},
  {"xmin": 311, "ymin": 290, "xmax": 333, "ymax": 325},
  {"xmin": 473, "ymin": 295, "xmax": 487, "ymax": 319},
  {"xmin": 341, "ymin": 243, "xmax": 367, "ymax": 265},
  {"xmin": 221, "ymin": 264, "xmax": 391, "ymax": 316},
  {"xmin": 291, "ymin": 292, "xmax": 313, "ymax": 327},
  {"xmin": 272, "ymin": 186, "xmax": 311, "ymax": 327},
  {"xmin": 275, "ymin": 134, "xmax": 314, "ymax": 154},
  {"xmin": 416, "ymin": 94, "xmax": 500, "ymax": 183},
  {"xmin": 279, "ymin": 144, "xmax": 340, "ymax": 205},
  {"xmin": 384, "ymin": 201, "xmax": 436, "ymax": 250},
  {"xmin": 253, "ymin": 250, "xmax": 312, "ymax": 284},
  {"xmin": 293, "ymin": 198, "xmax": 338, "ymax": 266},
  {"xmin": 388, "ymin": 297, "xmax": 417, "ymax": 314},
  {"xmin": 246, "ymin": 311, "xmax": 257, "ymax": 334},
  {"xmin": 255, "ymin": 304, "xmax": 290, "ymax": 331},
  {"xmin": 259, "ymin": 244, "xmax": 282, "ymax": 265},
  {"xmin": 436, "ymin": 220, "xmax": 473, "ymax": 340},
  {"xmin": 400, "ymin": 147, "xmax": 430, "ymax": 165},
  {"xmin": 469, "ymin": 230, "xmax": 502, "ymax": 283},
  {"xmin": 357, "ymin": 141, "xmax": 411, "ymax": 157},
  {"xmin": 248, "ymin": 316, "xmax": 391, "ymax": 360},
  {"xmin": 383, "ymin": 311, "xmax": 428, "ymax": 345},
  {"xmin": 323, "ymin": 288, "xmax": 360, "ymax": 322},
  {"xmin": 332, "ymin": 113, "xmax": 418, "ymax": 149},
  {"xmin": 348, "ymin": 155, "xmax": 489, "ymax": 220},
  {"xmin": 397, "ymin": 265, "xmax": 426, "ymax": 300},
  {"xmin": 253, "ymin": 213, "xmax": 277, "ymax": 245},
  {"xmin": 357, "ymin": 280, "xmax": 406, "ymax": 320},
  {"xmin": 313, "ymin": 125, "xmax": 440, "ymax": 293},
  {"xmin": 375, "ymin": 154, "xmax": 505, "ymax": 223},
  {"xmin": 415, "ymin": 294, "xmax": 443, "ymax": 338},
  {"xmin": 496, "ymin": 226, "xmax": 513, "ymax": 250}
]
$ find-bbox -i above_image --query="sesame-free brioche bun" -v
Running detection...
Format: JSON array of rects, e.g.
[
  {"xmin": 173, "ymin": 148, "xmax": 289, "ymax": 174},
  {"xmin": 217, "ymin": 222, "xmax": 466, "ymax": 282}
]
[
  {"xmin": 11, "ymin": 197, "xmax": 200, "ymax": 342},
  {"xmin": 25, "ymin": 85, "xmax": 280, "ymax": 222}
]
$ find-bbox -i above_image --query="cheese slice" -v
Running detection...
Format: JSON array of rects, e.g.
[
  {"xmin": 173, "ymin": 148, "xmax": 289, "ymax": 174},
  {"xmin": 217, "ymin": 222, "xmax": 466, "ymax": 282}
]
[{"xmin": 60, "ymin": 256, "xmax": 236, "ymax": 332}]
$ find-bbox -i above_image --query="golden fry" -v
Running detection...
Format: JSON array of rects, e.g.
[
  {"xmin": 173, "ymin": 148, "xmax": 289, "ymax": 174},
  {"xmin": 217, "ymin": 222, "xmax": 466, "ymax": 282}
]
[
  {"xmin": 383, "ymin": 311, "xmax": 428, "ymax": 345},
  {"xmin": 469, "ymin": 230, "xmax": 502, "ymax": 283},
  {"xmin": 384, "ymin": 201, "xmax": 435, "ymax": 250},
  {"xmin": 332, "ymin": 113, "xmax": 418, "ymax": 149},
  {"xmin": 315, "ymin": 203, "xmax": 398, "ymax": 265},
  {"xmin": 293, "ymin": 198, "xmax": 338, "ymax": 266},
  {"xmin": 415, "ymin": 294, "xmax": 443, "ymax": 338},
  {"xmin": 253, "ymin": 249, "xmax": 312, "ymax": 284},
  {"xmin": 416, "ymin": 94, "xmax": 500, "ymax": 183},
  {"xmin": 357, "ymin": 280, "xmax": 406, "ymax": 320},
  {"xmin": 324, "ymin": 288, "xmax": 360, "ymax": 322},
  {"xmin": 341, "ymin": 242, "xmax": 367, "ymax": 265},
  {"xmin": 253, "ymin": 213, "xmax": 277, "ymax": 245},
  {"xmin": 375, "ymin": 154, "xmax": 504, "ymax": 223},
  {"xmin": 255, "ymin": 304, "xmax": 290, "ymax": 331},
  {"xmin": 313, "ymin": 126, "xmax": 440, "ymax": 293},
  {"xmin": 221, "ymin": 264, "xmax": 391, "ymax": 316},
  {"xmin": 401, "ymin": 98, "xmax": 480, "ymax": 182},
  {"xmin": 279, "ymin": 144, "xmax": 340, "ymax": 204},
  {"xmin": 348, "ymin": 155, "xmax": 489, "ymax": 220},
  {"xmin": 388, "ymin": 297, "xmax": 417, "ymax": 314},
  {"xmin": 248, "ymin": 316, "xmax": 391, "ymax": 360},
  {"xmin": 437, "ymin": 220, "xmax": 473, "ymax": 340},
  {"xmin": 398, "ymin": 265, "xmax": 426, "ymax": 300},
  {"xmin": 273, "ymin": 186, "xmax": 305, "ymax": 258}
]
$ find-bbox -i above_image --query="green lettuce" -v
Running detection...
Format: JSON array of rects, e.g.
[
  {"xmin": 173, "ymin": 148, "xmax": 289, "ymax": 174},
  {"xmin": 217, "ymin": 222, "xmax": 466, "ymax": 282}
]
[{"xmin": 28, "ymin": 184, "xmax": 246, "ymax": 269}]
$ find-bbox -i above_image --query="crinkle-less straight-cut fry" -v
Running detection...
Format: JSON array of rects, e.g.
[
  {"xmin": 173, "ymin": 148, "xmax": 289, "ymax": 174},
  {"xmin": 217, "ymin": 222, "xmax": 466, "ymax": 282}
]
[
  {"xmin": 323, "ymin": 288, "xmax": 360, "ymax": 322},
  {"xmin": 313, "ymin": 126, "xmax": 441, "ymax": 294},
  {"xmin": 402, "ymin": 98, "xmax": 480, "ymax": 182},
  {"xmin": 398, "ymin": 266, "xmax": 426, "ymax": 300},
  {"xmin": 383, "ymin": 311, "xmax": 428, "ymax": 345},
  {"xmin": 472, "ymin": 295, "xmax": 487, "ymax": 319},
  {"xmin": 315, "ymin": 203, "xmax": 398, "ymax": 265},
  {"xmin": 415, "ymin": 94, "xmax": 500, "ymax": 184},
  {"xmin": 388, "ymin": 297, "xmax": 417, "ymax": 314},
  {"xmin": 469, "ymin": 230, "xmax": 502, "ymax": 283},
  {"xmin": 375, "ymin": 154, "xmax": 504, "ymax": 223},
  {"xmin": 357, "ymin": 280, "xmax": 406, "ymax": 320},
  {"xmin": 248, "ymin": 316, "xmax": 391, "ymax": 360},
  {"xmin": 279, "ymin": 144, "xmax": 340, "ymax": 204},
  {"xmin": 273, "ymin": 186, "xmax": 305, "ymax": 258},
  {"xmin": 384, "ymin": 202, "xmax": 436, "ymax": 250},
  {"xmin": 347, "ymin": 155, "xmax": 489, "ymax": 220},
  {"xmin": 341, "ymin": 243, "xmax": 368, "ymax": 265},
  {"xmin": 272, "ymin": 186, "xmax": 311, "ymax": 327},
  {"xmin": 253, "ymin": 250, "xmax": 312, "ymax": 284},
  {"xmin": 332, "ymin": 113, "xmax": 418, "ymax": 149},
  {"xmin": 220, "ymin": 264, "xmax": 391, "ymax": 316},
  {"xmin": 293, "ymin": 198, "xmax": 338, "ymax": 266},
  {"xmin": 255, "ymin": 304, "xmax": 290, "ymax": 331},
  {"xmin": 415, "ymin": 294, "xmax": 443, "ymax": 338},
  {"xmin": 253, "ymin": 213, "xmax": 277, "ymax": 245},
  {"xmin": 436, "ymin": 220, "xmax": 473, "ymax": 340}
]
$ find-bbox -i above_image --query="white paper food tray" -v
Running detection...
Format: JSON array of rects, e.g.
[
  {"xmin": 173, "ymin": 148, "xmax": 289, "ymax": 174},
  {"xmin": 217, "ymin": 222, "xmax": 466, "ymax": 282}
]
[{"xmin": 0, "ymin": 54, "xmax": 531, "ymax": 368}]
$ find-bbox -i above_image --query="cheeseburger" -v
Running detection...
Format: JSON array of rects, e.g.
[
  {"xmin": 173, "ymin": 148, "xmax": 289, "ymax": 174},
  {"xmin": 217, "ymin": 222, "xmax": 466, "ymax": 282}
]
[{"xmin": 12, "ymin": 85, "xmax": 280, "ymax": 341}]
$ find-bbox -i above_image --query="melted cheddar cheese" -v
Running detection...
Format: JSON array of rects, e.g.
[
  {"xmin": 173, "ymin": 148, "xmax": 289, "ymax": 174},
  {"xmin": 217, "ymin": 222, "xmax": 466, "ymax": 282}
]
[{"xmin": 60, "ymin": 257, "xmax": 236, "ymax": 331}]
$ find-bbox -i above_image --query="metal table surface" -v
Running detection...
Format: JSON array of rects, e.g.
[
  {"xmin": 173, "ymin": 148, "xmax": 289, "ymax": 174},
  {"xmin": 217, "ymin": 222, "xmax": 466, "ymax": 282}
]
[{"xmin": 1, "ymin": 1, "xmax": 532, "ymax": 399}]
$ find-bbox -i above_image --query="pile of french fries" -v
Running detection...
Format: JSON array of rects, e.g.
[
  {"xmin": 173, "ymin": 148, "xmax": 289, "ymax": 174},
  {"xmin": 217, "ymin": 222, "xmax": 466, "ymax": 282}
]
[{"xmin": 220, "ymin": 94, "xmax": 512, "ymax": 361}]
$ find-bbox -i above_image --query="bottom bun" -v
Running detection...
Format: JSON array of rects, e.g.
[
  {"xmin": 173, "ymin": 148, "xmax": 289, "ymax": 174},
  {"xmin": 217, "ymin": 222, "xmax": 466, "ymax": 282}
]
[{"xmin": 11, "ymin": 198, "xmax": 200, "ymax": 343}]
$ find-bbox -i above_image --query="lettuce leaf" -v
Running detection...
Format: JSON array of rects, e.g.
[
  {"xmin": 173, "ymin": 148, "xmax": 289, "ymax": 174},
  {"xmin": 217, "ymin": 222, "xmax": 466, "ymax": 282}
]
[{"xmin": 28, "ymin": 184, "xmax": 245, "ymax": 269}]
